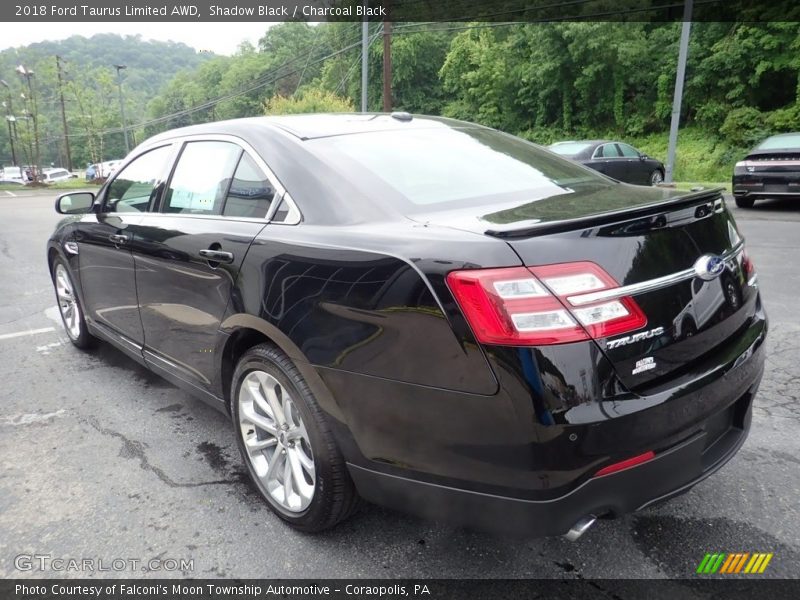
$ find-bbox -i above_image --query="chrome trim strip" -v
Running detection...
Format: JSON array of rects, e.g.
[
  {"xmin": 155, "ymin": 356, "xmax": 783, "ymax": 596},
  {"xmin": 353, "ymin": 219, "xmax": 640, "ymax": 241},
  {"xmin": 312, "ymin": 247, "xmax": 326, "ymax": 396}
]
[
  {"xmin": 125, "ymin": 133, "xmax": 303, "ymax": 223},
  {"xmin": 566, "ymin": 242, "xmax": 744, "ymax": 306}
]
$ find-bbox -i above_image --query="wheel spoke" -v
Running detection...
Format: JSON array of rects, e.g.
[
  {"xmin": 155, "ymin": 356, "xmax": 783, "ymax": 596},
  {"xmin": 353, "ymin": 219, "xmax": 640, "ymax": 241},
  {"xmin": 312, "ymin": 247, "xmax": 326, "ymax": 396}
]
[
  {"xmin": 265, "ymin": 448, "xmax": 283, "ymax": 482},
  {"xmin": 245, "ymin": 436, "xmax": 277, "ymax": 453},
  {"xmin": 283, "ymin": 452, "xmax": 293, "ymax": 504},
  {"xmin": 240, "ymin": 403, "xmax": 278, "ymax": 436},
  {"xmin": 259, "ymin": 375, "xmax": 286, "ymax": 426},
  {"xmin": 288, "ymin": 447, "xmax": 315, "ymax": 499},
  {"xmin": 295, "ymin": 444, "xmax": 314, "ymax": 472},
  {"xmin": 246, "ymin": 378, "xmax": 273, "ymax": 418}
]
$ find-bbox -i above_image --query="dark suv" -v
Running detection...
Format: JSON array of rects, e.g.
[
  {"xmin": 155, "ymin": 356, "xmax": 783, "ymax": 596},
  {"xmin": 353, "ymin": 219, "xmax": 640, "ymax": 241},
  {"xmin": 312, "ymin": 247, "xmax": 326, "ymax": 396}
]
[{"xmin": 48, "ymin": 114, "xmax": 766, "ymax": 538}]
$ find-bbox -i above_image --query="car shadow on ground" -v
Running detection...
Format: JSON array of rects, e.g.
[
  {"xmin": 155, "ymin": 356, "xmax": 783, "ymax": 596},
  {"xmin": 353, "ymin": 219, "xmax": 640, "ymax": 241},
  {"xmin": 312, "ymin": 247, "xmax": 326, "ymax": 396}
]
[{"xmin": 739, "ymin": 197, "xmax": 799, "ymax": 213}]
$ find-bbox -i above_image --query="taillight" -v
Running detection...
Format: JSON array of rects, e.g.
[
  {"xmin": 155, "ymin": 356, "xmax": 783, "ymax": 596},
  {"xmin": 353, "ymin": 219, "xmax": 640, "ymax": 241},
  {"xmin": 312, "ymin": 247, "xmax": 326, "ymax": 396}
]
[
  {"xmin": 741, "ymin": 249, "xmax": 756, "ymax": 277},
  {"xmin": 446, "ymin": 262, "xmax": 647, "ymax": 346}
]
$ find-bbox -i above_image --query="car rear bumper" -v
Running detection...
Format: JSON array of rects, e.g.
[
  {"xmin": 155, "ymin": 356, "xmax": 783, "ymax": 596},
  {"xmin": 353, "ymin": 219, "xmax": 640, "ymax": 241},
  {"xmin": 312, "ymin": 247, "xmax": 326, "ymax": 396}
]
[
  {"xmin": 733, "ymin": 173, "xmax": 800, "ymax": 198},
  {"xmin": 343, "ymin": 293, "xmax": 766, "ymax": 538},
  {"xmin": 348, "ymin": 381, "xmax": 756, "ymax": 538}
]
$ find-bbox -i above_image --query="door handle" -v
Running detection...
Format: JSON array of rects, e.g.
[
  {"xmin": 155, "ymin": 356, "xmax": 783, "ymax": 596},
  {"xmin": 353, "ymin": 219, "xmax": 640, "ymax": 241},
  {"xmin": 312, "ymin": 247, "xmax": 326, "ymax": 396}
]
[
  {"xmin": 109, "ymin": 233, "xmax": 130, "ymax": 245},
  {"xmin": 198, "ymin": 249, "xmax": 234, "ymax": 264}
]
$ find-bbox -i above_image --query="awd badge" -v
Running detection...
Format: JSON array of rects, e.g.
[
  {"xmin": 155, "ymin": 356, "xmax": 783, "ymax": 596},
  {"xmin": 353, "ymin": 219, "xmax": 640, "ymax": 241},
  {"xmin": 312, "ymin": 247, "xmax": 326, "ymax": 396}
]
[{"xmin": 632, "ymin": 357, "xmax": 656, "ymax": 375}]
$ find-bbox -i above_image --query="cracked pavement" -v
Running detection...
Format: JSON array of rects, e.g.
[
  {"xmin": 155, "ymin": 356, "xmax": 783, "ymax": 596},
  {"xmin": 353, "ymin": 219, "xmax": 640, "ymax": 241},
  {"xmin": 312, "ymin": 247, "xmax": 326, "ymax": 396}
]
[{"xmin": 0, "ymin": 191, "xmax": 797, "ymax": 581}]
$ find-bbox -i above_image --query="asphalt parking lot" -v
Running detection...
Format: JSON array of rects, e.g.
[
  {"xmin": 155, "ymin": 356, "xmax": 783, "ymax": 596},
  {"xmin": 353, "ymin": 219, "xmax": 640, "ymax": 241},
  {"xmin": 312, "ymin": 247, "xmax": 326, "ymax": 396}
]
[{"xmin": 0, "ymin": 189, "xmax": 798, "ymax": 581}]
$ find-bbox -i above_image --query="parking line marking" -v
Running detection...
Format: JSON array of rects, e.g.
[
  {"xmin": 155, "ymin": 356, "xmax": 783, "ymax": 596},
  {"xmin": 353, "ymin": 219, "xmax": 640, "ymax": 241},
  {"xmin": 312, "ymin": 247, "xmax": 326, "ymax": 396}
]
[
  {"xmin": 0, "ymin": 327, "xmax": 56, "ymax": 340},
  {"xmin": 4, "ymin": 191, "xmax": 15, "ymax": 197}
]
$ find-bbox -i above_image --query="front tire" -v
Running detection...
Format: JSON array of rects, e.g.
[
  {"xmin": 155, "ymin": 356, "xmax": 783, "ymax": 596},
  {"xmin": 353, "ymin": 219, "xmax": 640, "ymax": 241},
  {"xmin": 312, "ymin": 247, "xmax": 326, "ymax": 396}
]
[
  {"xmin": 650, "ymin": 170, "xmax": 664, "ymax": 186},
  {"xmin": 734, "ymin": 196, "xmax": 755, "ymax": 208},
  {"xmin": 231, "ymin": 343, "xmax": 360, "ymax": 531},
  {"xmin": 51, "ymin": 257, "xmax": 95, "ymax": 349}
]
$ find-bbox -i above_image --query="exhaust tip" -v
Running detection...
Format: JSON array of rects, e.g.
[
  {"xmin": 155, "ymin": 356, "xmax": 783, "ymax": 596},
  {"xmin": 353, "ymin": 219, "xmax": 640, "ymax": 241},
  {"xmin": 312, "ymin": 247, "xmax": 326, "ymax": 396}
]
[{"xmin": 563, "ymin": 515, "xmax": 597, "ymax": 542}]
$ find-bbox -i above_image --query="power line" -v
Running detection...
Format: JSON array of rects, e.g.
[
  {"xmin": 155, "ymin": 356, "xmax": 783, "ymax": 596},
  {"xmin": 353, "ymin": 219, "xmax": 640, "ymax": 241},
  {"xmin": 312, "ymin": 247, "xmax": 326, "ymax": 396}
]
[
  {"xmin": 31, "ymin": 8, "xmax": 702, "ymax": 145},
  {"xmin": 337, "ymin": 24, "xmax": 383, "ymax": 95},
  {"xmin": 44, "ymin": 32, "xmax": 368, "ymax": 141}
]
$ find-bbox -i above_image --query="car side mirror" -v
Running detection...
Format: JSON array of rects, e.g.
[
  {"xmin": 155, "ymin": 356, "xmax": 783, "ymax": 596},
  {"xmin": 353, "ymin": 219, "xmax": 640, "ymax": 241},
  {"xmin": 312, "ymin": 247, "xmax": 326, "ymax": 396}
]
[
  {"xmin": 640, "ymin": 154, "xmax": 648, "ymax": 160},
  {"xmin": 55, "ymin": 192, "xmax": 95, "ymax": 215}
]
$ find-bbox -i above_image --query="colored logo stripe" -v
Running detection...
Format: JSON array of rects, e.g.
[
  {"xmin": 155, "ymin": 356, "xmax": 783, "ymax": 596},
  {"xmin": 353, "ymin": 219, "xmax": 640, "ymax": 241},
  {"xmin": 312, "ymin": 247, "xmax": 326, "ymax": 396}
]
[{"xmin": 697, "ymin": 553, "xmax": 773, "ymax": 574}]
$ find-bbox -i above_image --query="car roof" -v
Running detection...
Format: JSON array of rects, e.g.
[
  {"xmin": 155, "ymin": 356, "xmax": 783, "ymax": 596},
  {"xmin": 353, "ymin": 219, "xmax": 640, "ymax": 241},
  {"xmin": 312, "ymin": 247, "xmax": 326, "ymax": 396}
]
[
  {"xmin": 142, "ymin": 113, "xmax": 486, "ymax": 146},
  {"xmin": 552, "ymin": 140, "xmax": 612, "ymax": 147}
]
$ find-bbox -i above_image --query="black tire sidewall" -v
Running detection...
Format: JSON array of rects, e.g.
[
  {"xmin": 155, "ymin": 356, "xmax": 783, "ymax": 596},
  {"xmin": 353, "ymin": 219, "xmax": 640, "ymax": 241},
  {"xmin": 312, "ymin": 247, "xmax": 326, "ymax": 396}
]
[{"xmin": 230, "ymin": 345, "xmax": 340, "ymax": 529}]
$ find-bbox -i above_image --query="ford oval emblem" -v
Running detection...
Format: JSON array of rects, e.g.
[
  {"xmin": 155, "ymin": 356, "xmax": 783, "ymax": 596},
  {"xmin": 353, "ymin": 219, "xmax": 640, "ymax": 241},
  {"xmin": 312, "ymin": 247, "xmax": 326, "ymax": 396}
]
[{"xmin": 694, "ymin": 254, "xmax": 726, "ymax": 281}]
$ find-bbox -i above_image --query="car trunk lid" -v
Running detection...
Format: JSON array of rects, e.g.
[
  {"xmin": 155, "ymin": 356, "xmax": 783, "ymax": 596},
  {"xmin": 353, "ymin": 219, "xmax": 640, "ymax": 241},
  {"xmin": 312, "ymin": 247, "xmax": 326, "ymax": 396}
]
[{"xmin": 414, "ymin": 183, "xmax": 756, "ymax": 391}]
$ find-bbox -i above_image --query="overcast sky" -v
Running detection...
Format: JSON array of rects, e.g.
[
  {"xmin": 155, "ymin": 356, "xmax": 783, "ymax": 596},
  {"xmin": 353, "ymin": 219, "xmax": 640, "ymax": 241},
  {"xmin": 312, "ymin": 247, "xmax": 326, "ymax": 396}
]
[{"xmin": 0, "ymin": 23, "xmax": 278, "ymax": 55}]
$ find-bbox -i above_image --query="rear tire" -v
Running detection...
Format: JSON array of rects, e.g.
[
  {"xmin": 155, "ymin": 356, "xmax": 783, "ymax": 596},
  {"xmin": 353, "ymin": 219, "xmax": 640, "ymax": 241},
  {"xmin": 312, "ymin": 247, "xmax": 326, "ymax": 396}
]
[
  {"xmin": 51, "ymin": 257, "xmax": 95, "ymax": 349},
  {"xmin": 231, "ymin": 343, "xmax": 360, "ymax": 532},
  {"xmin": 734, "ymin": 196, "xmax": 755, "ymax": 209}
]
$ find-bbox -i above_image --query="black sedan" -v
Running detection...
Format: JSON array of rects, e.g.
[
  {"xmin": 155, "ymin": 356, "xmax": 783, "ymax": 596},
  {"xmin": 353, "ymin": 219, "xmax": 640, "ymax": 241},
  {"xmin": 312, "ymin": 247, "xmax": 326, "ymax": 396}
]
[
  {"xmin": 732, "ymin": 132, "xmax": 800, "ymax": 208},
  {"xmin": 549, "ymin": 140, "xmax": 665, "ymax": 186},
  {"xmin": 48, "ymin": 114, "xmax": 766, "ymax": 538}
]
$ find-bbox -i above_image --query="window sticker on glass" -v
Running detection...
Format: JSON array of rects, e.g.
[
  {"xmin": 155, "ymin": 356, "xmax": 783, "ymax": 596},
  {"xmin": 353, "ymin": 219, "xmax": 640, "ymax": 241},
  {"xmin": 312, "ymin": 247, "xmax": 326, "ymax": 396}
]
[{"xmin": 165, "ymin": 141, "xmax": 242, "ymax": 215}]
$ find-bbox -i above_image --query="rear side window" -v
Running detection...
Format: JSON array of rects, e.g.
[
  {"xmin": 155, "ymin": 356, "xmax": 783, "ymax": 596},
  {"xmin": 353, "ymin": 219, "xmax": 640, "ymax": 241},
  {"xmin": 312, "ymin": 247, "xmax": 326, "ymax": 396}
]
[
  {"xmin": 164, "ymin": 141, "xmax": 242, "ymax": 215},
  {"xmin": 617, "ymin": 143, "xmax": 640, "ymax": 158},
  {"xmin": 599, "ymin": 144, "xmax": 621, "ymax": 158},
  {"xmin": 222, "ymin": 153, "xmax": 275, "ymax": 218},
  {"xmin": 105, "ymin": 146, "xmax": 172, "ymax": 213}
]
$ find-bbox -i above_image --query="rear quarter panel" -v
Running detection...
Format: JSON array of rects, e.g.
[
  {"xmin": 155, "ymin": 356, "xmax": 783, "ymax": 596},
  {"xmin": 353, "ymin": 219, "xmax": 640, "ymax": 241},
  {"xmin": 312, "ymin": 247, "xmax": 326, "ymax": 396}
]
[{"xmin": 229, "ymin": 222, "xmax": 523, "ymax": 395}]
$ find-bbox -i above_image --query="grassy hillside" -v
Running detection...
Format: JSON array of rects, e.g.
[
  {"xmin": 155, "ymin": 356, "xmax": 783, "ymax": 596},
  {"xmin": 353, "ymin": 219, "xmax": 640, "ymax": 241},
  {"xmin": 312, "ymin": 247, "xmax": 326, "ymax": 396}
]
[{"xmin": 628, "ymin": 128, "xmax": 737, "ymax": 183}]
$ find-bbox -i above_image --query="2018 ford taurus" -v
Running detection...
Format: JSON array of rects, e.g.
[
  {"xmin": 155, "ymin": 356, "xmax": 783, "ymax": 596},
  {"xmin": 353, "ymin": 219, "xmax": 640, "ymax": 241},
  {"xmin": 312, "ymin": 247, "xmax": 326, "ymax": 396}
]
[{"xmin": 48, "ymin": 114, "xmax": 766, "ymax": 538}]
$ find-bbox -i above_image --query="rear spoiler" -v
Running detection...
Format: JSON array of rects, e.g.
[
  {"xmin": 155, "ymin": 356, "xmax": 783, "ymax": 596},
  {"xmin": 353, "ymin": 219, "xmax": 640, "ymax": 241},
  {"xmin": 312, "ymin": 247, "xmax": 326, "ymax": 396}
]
[
  {"xmin": 745, "ymin": 147, "xmax": 800, "ymax": 159},
  {"xmin": 484, "ymin": 188, "xmax": 725, "ymax": 239}
]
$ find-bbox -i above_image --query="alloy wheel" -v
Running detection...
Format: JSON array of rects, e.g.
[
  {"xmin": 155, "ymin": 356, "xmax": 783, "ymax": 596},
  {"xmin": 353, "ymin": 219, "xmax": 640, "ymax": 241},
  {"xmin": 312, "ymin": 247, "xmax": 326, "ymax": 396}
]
[
  {"xmin": 54, "ymin": 264, "xmax": 81, "ymax": 340},
  {"xmin": 237, "ymin": 370, "xmax": 316, "ymax": 512},
  {"xmin": 651, "ymin": 170, "xmax": 664, "ymax": 186}
]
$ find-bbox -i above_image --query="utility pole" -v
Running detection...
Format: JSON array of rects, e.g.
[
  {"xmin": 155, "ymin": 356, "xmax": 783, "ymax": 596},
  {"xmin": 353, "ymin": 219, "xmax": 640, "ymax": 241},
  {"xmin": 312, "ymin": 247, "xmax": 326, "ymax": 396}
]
[
  {"xmin": 665, "ymin": 0, "xmax": 693, "ymax": 184},
  {"xmin": 361, "ymin": 16, "xmax": 369, "ymax": 113},
  {"xmin": 382, "ymin": 20, "xmax": 392, "ymax": 112},
  {"xmin": 16, "ymin": 65, "xmax": 40, "ymax": 182},
  {"xmin": 0, "ymin": 80, "xmax": 17, "ymax": 166},
  {"xmin": 56, "ymin": 56, "xmax": 72, "ymax": 171},
  {"xmin": 114, "ymin": 64, "xmax": 130, "ymax": 154}
]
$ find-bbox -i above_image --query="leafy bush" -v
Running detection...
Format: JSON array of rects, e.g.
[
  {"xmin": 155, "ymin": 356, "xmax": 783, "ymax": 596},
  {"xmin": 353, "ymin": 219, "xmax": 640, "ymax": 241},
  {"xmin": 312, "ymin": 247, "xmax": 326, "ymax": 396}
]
[
  {"xmin": 719, "ymin": 107, "xmax": 768, "ymax": 149},
  {"xmin": 264, "ymin": 88, "xmax": 355, "ymax": 115},
  {"xmin": 764, "ymin": 106, "xmax": 800, "ymax": 132}
]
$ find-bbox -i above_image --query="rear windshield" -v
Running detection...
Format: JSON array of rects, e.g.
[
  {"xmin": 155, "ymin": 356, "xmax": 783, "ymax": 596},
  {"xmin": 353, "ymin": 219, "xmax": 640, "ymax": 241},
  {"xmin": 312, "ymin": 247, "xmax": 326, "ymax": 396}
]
[
  {"xmin": 548, "ymin": 142, "xmax": 593, "ymax": 157},
  {"xmin": 756, "ymin": 134, "xmax": 800, "ymax": 150},
  {"xmin": 311, "ymin": 127, "xmax": 606, "ymax": 208}
]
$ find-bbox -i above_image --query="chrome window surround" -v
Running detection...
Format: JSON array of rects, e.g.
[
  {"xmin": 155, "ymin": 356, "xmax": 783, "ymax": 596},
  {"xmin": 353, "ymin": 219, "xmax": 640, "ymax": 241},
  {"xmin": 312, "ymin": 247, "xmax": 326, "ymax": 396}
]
[
  {"xmin": 106, "ymin": 133, "xmax": 302, "ymax": 225},
  {"xmin": 566, "ymin": 242, "xmax": 745, "ymax": 307}
]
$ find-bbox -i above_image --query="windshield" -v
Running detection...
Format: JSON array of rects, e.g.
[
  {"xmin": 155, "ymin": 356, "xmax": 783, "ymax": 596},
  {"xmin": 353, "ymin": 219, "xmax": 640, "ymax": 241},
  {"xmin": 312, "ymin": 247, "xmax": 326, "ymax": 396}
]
[
  {"xmin": 311, "ymin": 127, "xmax": 606, "ymax": 209},
  {"xmin": 756, "ymin": 134, "xmax": 800, "ymax": 150},
  {"xmin": 548, "ymin": 142, "xmax": 594, "ymax": 157}
]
